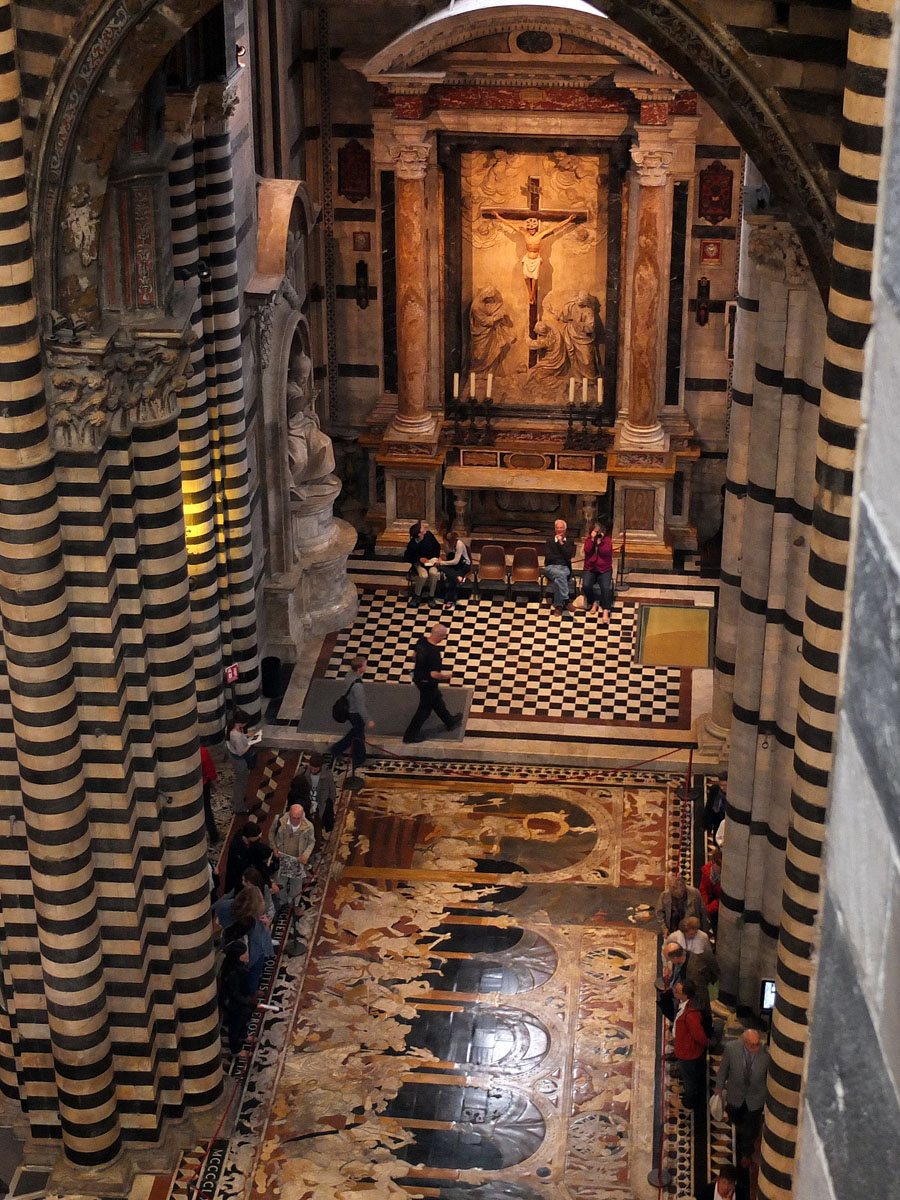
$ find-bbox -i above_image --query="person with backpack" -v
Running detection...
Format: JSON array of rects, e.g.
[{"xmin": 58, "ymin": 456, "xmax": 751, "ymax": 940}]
[{"xmin": 328, "ymin": 656, "xmax": 371, "ymax": 783}]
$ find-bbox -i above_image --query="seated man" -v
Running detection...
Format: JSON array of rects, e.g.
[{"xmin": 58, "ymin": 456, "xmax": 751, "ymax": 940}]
[
  {"xmin": 403, "ymin": 520, "xmax": 441, "ymax": 606},
  {"xmin": 543, "ymin": 519, "xmax": 576, "ymax": 615}
]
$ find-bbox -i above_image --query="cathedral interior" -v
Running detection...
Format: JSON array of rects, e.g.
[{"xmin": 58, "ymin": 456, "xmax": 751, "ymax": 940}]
[{"xmin": 0, "ymin": 0, "xmax": 897, "ymax": 1198}]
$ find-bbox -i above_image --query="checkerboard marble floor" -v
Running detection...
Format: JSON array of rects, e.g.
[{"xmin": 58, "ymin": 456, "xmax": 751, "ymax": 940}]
[{"xmin": 322, "ymin": 589, "xmax": 684, "ymax": 724}]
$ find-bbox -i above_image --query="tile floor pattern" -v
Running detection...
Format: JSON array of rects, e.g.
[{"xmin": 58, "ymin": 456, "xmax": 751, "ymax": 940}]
[{"xmin": 321, "ymin": 589, "xmax": 684, "ymax": 724}]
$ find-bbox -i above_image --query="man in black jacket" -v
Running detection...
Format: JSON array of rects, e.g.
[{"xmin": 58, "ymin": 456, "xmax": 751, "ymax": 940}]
[
  {"xmin": 402, "ymin": 623, "xmax": 463, "ymax": 744},
  {"xmin": 544, "ymin": 519, "xmax": 576, "ymax": 614},
  {"xmin": 224, "ymin": 820, "xmax": 277, "ymax": 897},
  {"xmin": 403, "ymin": 520, "xmax": 441, "ymax": 606}
]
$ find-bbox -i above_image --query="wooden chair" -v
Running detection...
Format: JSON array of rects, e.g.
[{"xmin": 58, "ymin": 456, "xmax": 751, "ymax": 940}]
[
  {"xmin": 475, "ymin": 543, "xmax": 507, "ymax": 597},
  {"xmin": 509, "ymin": 546, "xmax": 542, "ymax": 602}
]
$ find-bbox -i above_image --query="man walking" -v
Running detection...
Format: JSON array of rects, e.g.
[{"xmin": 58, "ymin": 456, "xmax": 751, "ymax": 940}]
[
  {"xmin": 714, "ymin": 1028, "xmax": 770, "ymax": 1165},
  {"xmin": 328, "ymin": 655, "xmax": 372, "ymax": 784},
  {"xmin": 290, "ymin": 751, "xmax": 336, "ymax": 847},
  {"xmin": 672, "ymin": 978, "xmax": 708, "ymax": 1111},
  {"xmin": 271, "ymin": 803, "xmax": 315, "ymax": 912},
  {"xmin": 403, "ymin": 623, "xmax": 463, "ymax": 744},
  {"xmin": 543, "ymin": 519, "xmax": 576, "ymax": 615}
]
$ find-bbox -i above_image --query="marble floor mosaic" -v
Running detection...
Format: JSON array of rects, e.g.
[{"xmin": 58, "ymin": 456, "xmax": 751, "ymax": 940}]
[{"xmin": 112, "ymin": 759, "xmax": 721, "ymax": 1200}]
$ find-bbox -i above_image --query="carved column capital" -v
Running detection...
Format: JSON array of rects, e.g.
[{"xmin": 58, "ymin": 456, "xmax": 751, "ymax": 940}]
[
  {"xmin": 196, "ymin": 76, "xmax": 241, "ymax": 126},
  {"xmin": 747, "ymin": 221, "xmax": 811, "ymax": 287},
  {"xmin": 45, "ymin": 327, "xmax": 195, "ymax": 452},
  {"xmin": 392, "ymin": 141, "xmax": 430, "ymax": 181},
  {"xmin": 163, "ymin": 90, "xmax": 200, "ymax": 145},
  {"xmin": 630, "ymin": 146, "xmax": 675, "ymax": 188}
]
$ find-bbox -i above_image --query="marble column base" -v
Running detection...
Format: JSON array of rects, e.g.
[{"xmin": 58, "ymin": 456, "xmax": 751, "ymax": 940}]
[
  {"xmin": 617, "ymin": 420, "xmax": 669, "ymax": 451},
  {"xmin": 385, "ymin": 410, "xmax": 440, "ymax": 444},
  {"xmin": 697, "ymin": 712, "xmax": 732, "ymax": 763}
]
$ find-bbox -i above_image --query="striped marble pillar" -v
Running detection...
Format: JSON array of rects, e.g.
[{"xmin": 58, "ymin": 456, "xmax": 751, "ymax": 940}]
[
  {"xmin": 194, "ymin": 81, "xmax": 261, "ymax": 718},
  {"xmin": 168, "ymin": 131, "xmax": 226, "ymax": 740},
  {"xmin": 705, "ymin": 208, "xmax": 761, "ymax": 747},
  {"xmin": 0, "ymin": 1, "xmax": 120, "ymax": 1163},
  {"xmin": 717, "ymin": 219, "xmax": 824, "ymax": 1008},
  {"xmin": 759, "ymin": 5, "xmax": 893, "ymax": 1196}
]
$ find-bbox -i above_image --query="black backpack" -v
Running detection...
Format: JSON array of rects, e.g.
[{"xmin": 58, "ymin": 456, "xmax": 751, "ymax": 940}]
[{"xmin": 331, "ymin": 679, "xmax": 358, "ymax": 723}]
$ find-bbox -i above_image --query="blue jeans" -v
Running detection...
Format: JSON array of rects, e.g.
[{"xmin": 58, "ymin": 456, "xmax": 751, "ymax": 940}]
[
  {"xmin": 583, "ymin": 569, "xmax": 613, "ymax": 611},
  {"xmin": 544, "ymin": 563, "xmax": 571, "ymax": 608},
  {"xmin": 330, "ymin": 713, "xmax": 366, "ymax": 769}
]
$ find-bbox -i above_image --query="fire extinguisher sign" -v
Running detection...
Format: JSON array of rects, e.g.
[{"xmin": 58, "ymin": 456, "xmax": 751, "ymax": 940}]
[{"xmin": 225, "ymin": 664, "xmax": 239, "ymax": 684}]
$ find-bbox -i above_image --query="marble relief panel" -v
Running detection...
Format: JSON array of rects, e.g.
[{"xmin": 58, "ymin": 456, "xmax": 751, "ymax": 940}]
[{"xmin": 460, "ymin": 149, "xmax": 610, "ymax": 405}]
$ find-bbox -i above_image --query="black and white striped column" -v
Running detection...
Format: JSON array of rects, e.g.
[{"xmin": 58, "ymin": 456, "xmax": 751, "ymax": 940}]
[
  {"xmin": 194, "ymin": 84, "xmax": 261, "ymax": 718},
  {"xmin": 759, "ymin": 4, "xmax": 893, "ymax": 1196},
  {"xmin": 0, "ymin": 0, "xmax": 120, "ymax": 1163},
  {"xmin": 169, "ymin": 134, "xmax": 226, "ymax": 740},
  {"xmin": 716, "ymin": 218, "xmax": 824, "ymax": 1010}
]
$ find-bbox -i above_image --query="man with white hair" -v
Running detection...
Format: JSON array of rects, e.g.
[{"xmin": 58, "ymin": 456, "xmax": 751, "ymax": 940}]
[
  {"xmin": 543, "ymin": 519, "xmax": 576, "ymax": 615},
  {"xmin": 402, "ymin": 623, "xmax": 463, "ymax": 744},
  {"xmin": 714, "ymin": 1027, "xmax": 770, "ymax": 1165},
  {"xmin": 271, "ymin": 802, "xmax": 315, "ymax": 910}
]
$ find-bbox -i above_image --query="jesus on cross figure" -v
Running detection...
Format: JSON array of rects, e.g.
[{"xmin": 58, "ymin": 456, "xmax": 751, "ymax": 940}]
[{"xmin": 487, "ymin": 210, "xmax": 578, "ymax": 303}]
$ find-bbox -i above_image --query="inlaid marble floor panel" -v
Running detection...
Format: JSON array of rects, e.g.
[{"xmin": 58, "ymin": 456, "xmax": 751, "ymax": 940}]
[{"xmin": 237, "ymin": 764, "xmax": 685, "ymax": 1200}]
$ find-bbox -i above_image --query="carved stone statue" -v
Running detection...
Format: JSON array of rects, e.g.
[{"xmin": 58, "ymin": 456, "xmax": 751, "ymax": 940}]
[
  {"xmin": 286, "ymin": 349, "xmax": 335, "ymax": 494},
  {"xmin": 559, "ymin": 291, "xmax": 603, "ymax": 379},
  {"xmin": 467, "ymin": 285, "xmax": 517, "ymax": 375},
  {"xmin": 528, "ymin": 319, "xmax": 568, "ymax": 382}
]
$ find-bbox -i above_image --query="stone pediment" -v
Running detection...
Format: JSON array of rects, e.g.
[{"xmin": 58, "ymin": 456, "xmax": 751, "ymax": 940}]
[{"xmin": 363, "ymin": 0, "xmax": 686, "ymax": 93}]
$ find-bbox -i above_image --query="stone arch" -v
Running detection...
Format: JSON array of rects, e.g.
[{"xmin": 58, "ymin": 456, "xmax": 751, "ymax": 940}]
[
  {"xmin": 364, "ymin": 0, "xmax": 834, "ymax": 295},
  {"xmin": 28, "ymin": 0, "xmax": 222, "ymax": 313}
]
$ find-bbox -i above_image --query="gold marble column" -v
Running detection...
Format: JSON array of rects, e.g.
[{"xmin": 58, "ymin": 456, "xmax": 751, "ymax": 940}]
[
  {"xmin": 621, "ymin": 142, "xmax": 674, "ymax": 449},
  {"xmin": 389, "ymin": 139, "xmax": 439, "ymax": 442}
]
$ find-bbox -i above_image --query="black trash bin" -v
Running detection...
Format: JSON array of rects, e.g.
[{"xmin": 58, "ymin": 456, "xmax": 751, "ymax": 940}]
[{"xmin": 261, "ymin": 656, "xmax": 282, "ymax": 699}]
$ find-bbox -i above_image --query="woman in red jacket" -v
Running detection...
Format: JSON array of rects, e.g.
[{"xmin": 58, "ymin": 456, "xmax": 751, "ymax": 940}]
[
  {"xmin": 673, "ymin": 979, "xmax": 709, "ymax": 1111},
  {"xmin": 700, "ymin": 847, "xmax": 723, "ymax": 934},
  {"xmin": 582, "ymin": 522, "xmax": 613, "ymax": 622}
]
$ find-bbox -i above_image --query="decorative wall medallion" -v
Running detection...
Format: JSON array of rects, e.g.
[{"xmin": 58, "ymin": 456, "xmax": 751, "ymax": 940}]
[
  {"xmin": 699, "ymin": 238, "xmax": 722, "ymax": 267},
  {"xmin": 337, "ymin": 139, "xmax": 372, "ymax": 203},
  {"xmin": 352, "ymin": 230, "xmax": 371, "ymax": 252},
  {"xmin": 697, "ymin": 160, "xmax": 733, "ymax": 225}
]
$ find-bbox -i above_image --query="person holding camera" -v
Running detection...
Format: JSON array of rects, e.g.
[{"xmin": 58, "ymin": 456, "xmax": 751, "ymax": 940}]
[{"xmin": 582, "ymin": 522, "xmax": 613, "ymax": 622}]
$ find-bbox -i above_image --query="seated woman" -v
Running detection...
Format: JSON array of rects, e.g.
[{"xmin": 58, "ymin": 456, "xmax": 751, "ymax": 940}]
[
  {"xmin": 439, "ymin": 531, "xmax": 471, "ymax": 610},
  {"xmin": 582, "ymin": 522, "xmax": 613, "ymax": 622}
]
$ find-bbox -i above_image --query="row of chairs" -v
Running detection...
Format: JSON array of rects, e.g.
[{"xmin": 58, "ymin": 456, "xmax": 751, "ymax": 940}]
[{"xmin": 407, "ymin": 544, "xmax": 569, "ymax": 603}]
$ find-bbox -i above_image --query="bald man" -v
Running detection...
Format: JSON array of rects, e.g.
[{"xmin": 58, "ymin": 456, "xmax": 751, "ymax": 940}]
[
  {"xmin": 715, "ymin": 1027, "xmax": 770, "ymax": 1164},
  {"xmin": 403, "ymin": 623, "xmax": 463, "ymax": 744}
]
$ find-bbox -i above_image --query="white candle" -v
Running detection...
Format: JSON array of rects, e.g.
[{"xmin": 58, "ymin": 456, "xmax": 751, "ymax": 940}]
[
  {"xmin": 470, "ymin": 372, "xmax": 476, "ymax": 396},
  {"xmin": 582, "ymin": 378, "xmax": 588, "ymax": 405},
  {"xmin": 486, "ymin": 373, "xmax": 493, "ymax": 399},
  {"xmin": 453, "ymin": 372, "xmax": 459, "ymax": 399},
  {"xmin": 569, "ymin": 378, "xmax": 575, "ymax": 404},
  {"xmin": 597, "ymin": 377, "xmax": 603, "ymax": 406}
]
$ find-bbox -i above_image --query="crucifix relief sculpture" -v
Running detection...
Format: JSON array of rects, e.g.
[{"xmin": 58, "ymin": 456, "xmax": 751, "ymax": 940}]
[{"xmin": 485, "ymin": 175, "xmax": 587, "ymax": 364}]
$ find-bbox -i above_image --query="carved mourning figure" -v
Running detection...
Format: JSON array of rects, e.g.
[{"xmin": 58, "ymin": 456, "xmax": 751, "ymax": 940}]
[
  {"xmin": 559, "ymin": 291, "xmax": 603, "ymax": 379},
  {"xmin": 528, "ymin": 319, "xmax": 568, "ymax": 382},
  {"xmin": 468, "ymin": 285, "xmax": 517, "ymax": 375},
  {"xmin": 286, "ymin": 348, "xmax": 335, "ymax": 495}
]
